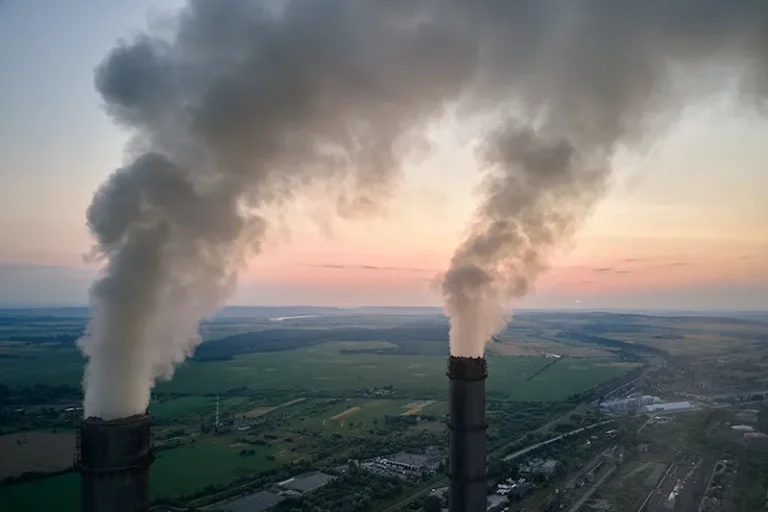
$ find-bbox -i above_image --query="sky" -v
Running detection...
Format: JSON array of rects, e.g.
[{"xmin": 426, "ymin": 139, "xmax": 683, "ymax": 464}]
[{"xmin": 0, "ymin": 0, "xmax": 766, "ymax": 311}]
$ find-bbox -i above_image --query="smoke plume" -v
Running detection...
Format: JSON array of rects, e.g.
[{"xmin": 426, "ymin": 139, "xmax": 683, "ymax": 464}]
[
  {"xmin": 442, "ymin": 0, "xmax": 768, "ymax": 357},
  {"xmin": 78, "ymin": 0, "xmax": 768, "ymax": 417}
]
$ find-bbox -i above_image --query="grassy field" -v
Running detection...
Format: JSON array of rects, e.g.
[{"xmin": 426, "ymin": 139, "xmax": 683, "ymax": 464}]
[
  {"xmin": 0, "ymin": 340, "xmax": 630, "ymax": 402},
  {"xmin": 150, "ymin": 439, "xmax": 277, "ymax": 499},
  {"xmin": 150, "ymin": 396, "xmax": 251, "ymax": 421},
  {"xmin": 0, "ymin": 472, "xmax": 79, "ymax": 512},
  {"xmin": 0, "ymin": 438, "xmax": 278, "ymax": 511},
  {"xmin": 0, "ymin": 329, "xmax": 635, "ymax": 511},
  {"xmin": 157, "ymin": 342, "xmax": 628, "ymax": 401},
  {"xmin": 285, "ymin": 398, "xmax": 443, "ymax": 432},
  {"xmin": 0, "ymin": 342, "xmax": 84, "ymax": 386}
]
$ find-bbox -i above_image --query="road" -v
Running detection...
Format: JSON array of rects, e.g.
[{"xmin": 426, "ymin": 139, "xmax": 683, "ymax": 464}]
[
  {"xmin": 636, "ymin": 463, "xmax": 675, "ymax": 512},
  {"xmin": 503, "ymin": 420, "xmax": 613, "ymax": 461}
]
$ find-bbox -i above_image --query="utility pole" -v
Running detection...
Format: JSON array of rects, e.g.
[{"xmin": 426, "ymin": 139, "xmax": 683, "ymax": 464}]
[{"xmin": 215, "ymin": 394, "xmax": 220, "ymax": 433}]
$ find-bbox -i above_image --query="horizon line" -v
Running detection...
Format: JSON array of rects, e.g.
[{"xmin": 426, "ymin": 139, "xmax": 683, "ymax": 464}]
[{"xmin": 0, "ymin": 304, "xmax": 765, "ymax": 315}]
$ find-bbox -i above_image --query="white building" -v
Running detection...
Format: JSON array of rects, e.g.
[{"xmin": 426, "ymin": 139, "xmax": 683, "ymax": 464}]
[
  {"xmin": 641, "ymin": 401, "xmax": 692, "ymax": 413},
  {"xmin": 600, "ymin": 395, "xmax": 657, "ymax": 412}
]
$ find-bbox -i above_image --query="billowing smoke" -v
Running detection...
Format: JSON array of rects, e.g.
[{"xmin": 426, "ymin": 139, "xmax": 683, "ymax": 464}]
[
  {"xmin": 78, "ymin": 0, "xmax": 768, "ymax": 418},
  {"xmin": 443, "ymin": 127, "xmax": 608, "ymax": 357},
  {"xmin": 442, "ymin": 1, "xmax": 768, "ymax": 357},
  {"xmin": 79, "ymin": 0, "xmax": 480, "ymax": 419}
]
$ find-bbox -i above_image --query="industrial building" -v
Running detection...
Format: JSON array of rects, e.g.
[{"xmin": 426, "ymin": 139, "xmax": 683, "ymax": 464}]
[
  {"xmin": 600, "ymin": 395, "xmax": 657, "ymax": 412},
  {"xmin": 519, "ymin": 458, "xmax": 560, "ymax": 476},
  {"xmin": 277, "ymin": 472, "xmax": 334, "ymax": 494},
  {"xmin": 365, "ymin": 451, "xmax": 442, "ymax": 475},
  {"xmin": 221, "ymin": 491, "xmax": 285, "ymax": 512},
  {"xmin": 641, "ymin": 401, "xmax": 693, "ymax": 413}
]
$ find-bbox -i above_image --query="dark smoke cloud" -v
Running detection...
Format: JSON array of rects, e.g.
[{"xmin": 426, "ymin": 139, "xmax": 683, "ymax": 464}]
[{"xmin": 78, "ymin": 0, "xmax": 768, "ymax": 416}]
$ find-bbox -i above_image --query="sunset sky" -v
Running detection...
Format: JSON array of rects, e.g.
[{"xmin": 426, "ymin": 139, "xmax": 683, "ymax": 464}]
[{"xmin": 0, "ymin": 1, "xmax": 766, "ymax": 310}]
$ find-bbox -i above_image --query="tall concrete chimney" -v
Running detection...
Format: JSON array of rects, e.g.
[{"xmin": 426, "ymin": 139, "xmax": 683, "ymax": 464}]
[
  {"xmin": 447, "ymin": 356, "xmax": 487, "ymax": 512},
  {"xmin": 77, "ymin": 413, "xmax": 154, "ymax": 512}
]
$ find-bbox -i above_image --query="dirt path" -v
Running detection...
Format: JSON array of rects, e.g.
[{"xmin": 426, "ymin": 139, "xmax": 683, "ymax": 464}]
[
  {"xmin": 330, "ymin": 406, "xmax": 360, "ymax": 420},
  {"xmin": 244, "ymin": 397, "xmax": 305, "ymax": 418},
  {"xmin": 400, "ymin": 400, "xmax": 435, "ymax": 416}
]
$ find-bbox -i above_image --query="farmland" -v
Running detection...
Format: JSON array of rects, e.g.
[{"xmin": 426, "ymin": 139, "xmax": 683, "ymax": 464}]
[
  {"xmin": 8, "ymin": 307, "xmax": 764, "ymax": 510},
  {"xmin": 0, "ymin": 340, "xmax": 629, "ymax": 403}
]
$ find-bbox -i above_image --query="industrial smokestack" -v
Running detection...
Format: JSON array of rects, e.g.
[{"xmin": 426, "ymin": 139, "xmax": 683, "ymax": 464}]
[
  {"xmin": 77, "ymin": 413, "xmax": 154, "ymax": 512},
  {"xmin": 447, "ymin": 355, "xmax": 487, "ymax": 512}
]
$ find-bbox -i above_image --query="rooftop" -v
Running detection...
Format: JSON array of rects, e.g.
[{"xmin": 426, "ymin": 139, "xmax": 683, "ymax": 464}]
[
  {"xmin": 387, "ymin": 452, "xmax": 435, "ymax": 467},
  {"xmin": 221, "ymin": 491, "xmax": 284, "ymax": 512},
  {"xmin": 278, "ymin": 472, "xmax": 334, "ymax": 494}
]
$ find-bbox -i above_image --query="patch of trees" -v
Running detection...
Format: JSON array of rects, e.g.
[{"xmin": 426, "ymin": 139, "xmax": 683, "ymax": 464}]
[
  {"xmin": 486, "ymin": 401, "xmax": 572, "ymax": 448},
  {"xmin": 334, "ymin": 429, "xmax": 446, "ymax": 462},
  {"xmin": 275, "ymin": 468, "xmax": 409, "ymax": 512},
  {"xmin": 0, "ymin": 383, "xmax": 81, "ymax": 406},
  {"xmin": 0, "ymin": 334, "xmax": 82, "ymax": 345},
  {"xmin": 383, "ymin": 414, "xmax": 440, "ymax": 427}
]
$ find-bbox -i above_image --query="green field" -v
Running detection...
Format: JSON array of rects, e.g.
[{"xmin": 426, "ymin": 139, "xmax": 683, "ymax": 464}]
[
  {"xmin": 150, "ymin": 395, "xmax": 251, "ymax": 421},
  {"xmin": 0, "ymin": 341, "xmax": 629, "ymax": 402},
  {"xmin": 0, "ymin": 342, "xmax": 85, "ymax": 387},
  {"xmin": 0, "ymin": 439, "xmax": 278, "ymax": 511},
  {"xmin": 282, "ymin": 397, "xmax": 445, "ymax": 433},
  {"xmin": 151, "ymin": 439, "xmax": 277, "ymax": 498},
  {"xmin": 0, "ymin": 322, "xmax": 638, "ymax": 511},
  {"xmin": 0, "ymin": 472, "xmax": 79, "ymax": 512},
  {"xmin": 157, "ymin": 342, "xmax": 628, "ymax": 402}
]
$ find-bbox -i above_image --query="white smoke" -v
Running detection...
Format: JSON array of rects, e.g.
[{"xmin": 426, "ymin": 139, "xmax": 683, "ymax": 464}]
[
  {"xmin": 78, "ymin": 0, "xmax": 768, "ymax": 417},
  {"xmin": 442, "ymin": 1, "xmax": 768, "ymax": 357}
]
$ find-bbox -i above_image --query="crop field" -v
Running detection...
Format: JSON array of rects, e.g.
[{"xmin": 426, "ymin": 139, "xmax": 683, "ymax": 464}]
[
  {"xmin": 0, "ymin": 340, "xmax": 631, "ymax": 402},
  {"xmin": 0, "ymin": 432, "xmax": 75, "ymax": 479},
  {"xmin": 150, "ymin": 439, "xmax": 277, "ymax": 499},
  {"xmin": 157, "ymin": 343, "xmax": 629, "ymax": 401},
  {"xmin": 1, "ymin": 310, "xmax": 657, "ymax": 511},
  {"xmin": 283, "ymin": 398, "xmax": 448, "ymax": 433}
]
